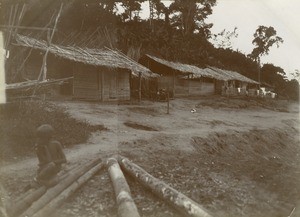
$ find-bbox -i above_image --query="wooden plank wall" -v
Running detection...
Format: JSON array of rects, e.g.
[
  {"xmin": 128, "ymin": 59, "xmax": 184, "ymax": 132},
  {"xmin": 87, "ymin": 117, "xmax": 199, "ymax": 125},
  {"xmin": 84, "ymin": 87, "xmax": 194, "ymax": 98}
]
[
  {"xmin": 174, "ymin": 78, "xmax": 189, "ymax": 96},
  {"xmin": 189, "ymin": 80, "xmax": 215, "ymax": 96},
  {"xmin": 117, "ymin": 71, "xmax": 130, "ymax": 100},
  {"xmin": 157, "ymin": 76, "xmax": 173, "ymax": 90},
  {"xmin": 215, "ymin": 80, "xmax": 223, "ymax": 94},
  {"xmin": 73, "ymin": 65, "xmax": 130, "ymax": 101},
  {"xmin": 158, "ymin": 76, "xmax": 216, "ymax": 97},
  {"xmin": 102, "ymin": 69, "xmax": 130, "ymax": 101},
  {"xmin": 73, "ymin": 70, "xmax": 99, "ymax": 100}
]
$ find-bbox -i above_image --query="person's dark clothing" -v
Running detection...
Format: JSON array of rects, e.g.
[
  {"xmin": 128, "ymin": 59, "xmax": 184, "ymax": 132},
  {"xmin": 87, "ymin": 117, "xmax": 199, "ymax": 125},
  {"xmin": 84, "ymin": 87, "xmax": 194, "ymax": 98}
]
[{"xmin": 35, "ymin": 139, "xmax": 67, "ymax": 182}]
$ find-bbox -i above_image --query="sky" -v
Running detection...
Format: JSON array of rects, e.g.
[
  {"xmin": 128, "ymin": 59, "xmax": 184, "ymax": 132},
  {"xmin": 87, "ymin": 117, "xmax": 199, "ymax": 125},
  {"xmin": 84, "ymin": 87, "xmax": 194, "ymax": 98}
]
[
  {"xmin": 207, "ymin": 0, "xmax": 300, "ymax": 79},
  {"xmin": 139, "ymin": 0, "xmax": 300, "ymax": 79}
]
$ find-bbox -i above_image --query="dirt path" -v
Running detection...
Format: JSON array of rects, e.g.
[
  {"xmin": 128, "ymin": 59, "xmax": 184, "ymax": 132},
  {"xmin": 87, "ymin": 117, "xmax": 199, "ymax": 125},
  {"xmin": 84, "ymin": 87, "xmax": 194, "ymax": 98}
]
[{"xmin": 1, "ymin": 97, "xmax": 298, "ymax": 176}]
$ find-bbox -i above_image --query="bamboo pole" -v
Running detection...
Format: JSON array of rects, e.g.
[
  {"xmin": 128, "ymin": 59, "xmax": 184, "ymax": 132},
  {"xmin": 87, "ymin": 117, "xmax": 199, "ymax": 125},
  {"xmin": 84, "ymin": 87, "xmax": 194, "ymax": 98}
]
[
  {"xmin": 32, "ymin": 162, "xmax": 104, "ymax": 217},
  {"xmin": 107, "ymin": 158, "xmax": 140, "ymax": 217},
  {"xmin": 37, "ymin": 3, "xmax": 63, "ymax": 81},
  {"xmin": 18, "ymin": 158, "xmax": 102, "ymax": 217},
  {"xmin": 118, "ymin": 156, "xmax": 213, "ymax": 217},
  {"xmin": 5, "ymin": 4, "xmax": 18, "ymax": 50}
]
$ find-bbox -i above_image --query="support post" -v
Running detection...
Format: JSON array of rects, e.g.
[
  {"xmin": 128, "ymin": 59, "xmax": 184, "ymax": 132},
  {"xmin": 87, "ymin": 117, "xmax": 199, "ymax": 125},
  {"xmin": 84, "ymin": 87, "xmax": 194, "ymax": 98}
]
[
  {"xmin": 138, "ymin": 72, "xmax": 142, "ymax": 103},
  {"xmin": 107, "ymin": 158, "xmax": 140, "ymax": 217},
  {"xmin": 167, "ymin": 86, "xmax": 169, "ymax": 114},
  {"xmin": 118, "ymin": 156, "xmax": 213, "ymax": 217},
  {"xmin": 101, "ymin": 71, "xmax": 104, "ymax": 102},
  {"xmin": 172, "ymin": 71, "xmax": 175, "ymax": 98}
]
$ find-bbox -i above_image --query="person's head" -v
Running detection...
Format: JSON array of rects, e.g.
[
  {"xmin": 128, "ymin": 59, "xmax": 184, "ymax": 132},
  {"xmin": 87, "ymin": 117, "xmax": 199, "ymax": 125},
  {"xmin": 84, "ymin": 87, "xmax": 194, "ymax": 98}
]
[{"xmin": 36, "ymin": 124, "xmax": 54, "ymax": 142}]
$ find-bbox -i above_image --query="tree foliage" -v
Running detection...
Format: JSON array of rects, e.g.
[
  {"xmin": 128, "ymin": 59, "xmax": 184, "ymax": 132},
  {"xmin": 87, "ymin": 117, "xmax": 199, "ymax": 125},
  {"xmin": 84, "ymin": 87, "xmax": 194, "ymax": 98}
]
[
  {"xmin": 169, "ymin": 0, "xmax": 216, "ymax": 37},
  {"xmin": 261, "ymin": 63, "xmax": 299, "ymax": 100},
  {"xmin": 212, "ymin": 27, "xmax": 238, "ymax": 49},
  {"xmin": 249, "ymin": 25, "xmax": 283, "ymax": 60}
]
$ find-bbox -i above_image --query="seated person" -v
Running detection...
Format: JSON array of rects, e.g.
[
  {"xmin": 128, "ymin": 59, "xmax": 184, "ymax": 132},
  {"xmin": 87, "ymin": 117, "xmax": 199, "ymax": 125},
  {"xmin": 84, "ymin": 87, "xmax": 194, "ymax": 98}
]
[{"xmin": 34, "ymin": 124, "xmax": 67, "ymax": 186}]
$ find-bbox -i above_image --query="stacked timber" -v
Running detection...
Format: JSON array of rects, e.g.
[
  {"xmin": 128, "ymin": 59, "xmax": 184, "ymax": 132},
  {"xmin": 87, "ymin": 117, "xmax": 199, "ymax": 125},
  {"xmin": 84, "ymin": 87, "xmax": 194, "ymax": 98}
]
[{"xmin": 13, "ymin": 158, "xmax": 102, "ymax": 217}]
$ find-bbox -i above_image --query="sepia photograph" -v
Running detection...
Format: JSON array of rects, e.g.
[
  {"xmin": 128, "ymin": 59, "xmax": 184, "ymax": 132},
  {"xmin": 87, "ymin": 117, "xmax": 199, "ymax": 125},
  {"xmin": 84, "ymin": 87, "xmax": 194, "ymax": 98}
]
[{"xmin": 0, "ymin": 0, "xmax": 299, "ymax": 217}]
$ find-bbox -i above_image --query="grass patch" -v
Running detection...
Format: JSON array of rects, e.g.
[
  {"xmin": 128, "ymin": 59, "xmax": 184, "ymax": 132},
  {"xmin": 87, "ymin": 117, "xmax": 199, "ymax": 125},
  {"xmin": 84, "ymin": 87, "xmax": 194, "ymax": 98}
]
[{"xmin": 0, "ymin": 100, "xmax": 105, "ymax": 161}]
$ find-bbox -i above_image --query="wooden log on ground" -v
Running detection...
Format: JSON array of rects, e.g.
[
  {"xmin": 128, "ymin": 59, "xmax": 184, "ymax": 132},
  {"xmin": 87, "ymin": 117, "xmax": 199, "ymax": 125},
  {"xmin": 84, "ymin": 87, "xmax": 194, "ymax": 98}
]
[
  {"xmin": 107, "ymin": 158, "xmax": 140, "ymax": 217},
  {"xmin": 6, "ymin": 164, "xmax": 78, "ymax": 217},
  {"xmin": 18, "ymin": 158, "xmax": 102, "ymax": 217},
  {"xmin": 7, "ymin": 187, "xmax": 46, "ymax": 217},
  {"xmin": 118, "ymin": 156, "xmax": 213, "ymax": 217},
  {"xmin": 32, "ymin": 161, "xmax": 104, "ymax": 217}
]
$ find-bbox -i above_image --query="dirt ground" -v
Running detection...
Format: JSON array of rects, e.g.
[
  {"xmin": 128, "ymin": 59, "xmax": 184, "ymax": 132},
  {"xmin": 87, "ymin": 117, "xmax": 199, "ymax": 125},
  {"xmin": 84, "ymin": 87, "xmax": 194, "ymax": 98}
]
[{"xmin": 1, "ymin": 96, "xmax": 299, "ymax": 217}]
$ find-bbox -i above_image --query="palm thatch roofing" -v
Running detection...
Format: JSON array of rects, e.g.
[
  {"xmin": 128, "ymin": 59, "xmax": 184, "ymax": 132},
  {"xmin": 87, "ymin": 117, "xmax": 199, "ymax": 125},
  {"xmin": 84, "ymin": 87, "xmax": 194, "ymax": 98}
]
[
  {"xmin": 143, "ymin": 54, "xmax": 196, "ymax": 76},
  {"xmin": 143, "ymin": 55, "xmax": 258, "ymax": 84},
  {"xmin": 208, "ymin": 67, "xmax": 259, "ymax": 84},
  {"xmin": 15, "ymin": 34, "xmax": 158, "ymax": 78}
]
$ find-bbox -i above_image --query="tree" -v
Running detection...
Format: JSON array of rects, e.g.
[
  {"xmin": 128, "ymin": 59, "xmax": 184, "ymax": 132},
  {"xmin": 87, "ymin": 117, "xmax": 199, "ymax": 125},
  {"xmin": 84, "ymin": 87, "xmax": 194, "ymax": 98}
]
[
  {"xmin": 249, "ymin": 26, "xmax": 283, "ymax": 83},
  {"xmin": 291, "ymin": 69, "xmax": 300, "ymax": 83},
  {"xmin": 261, "ymin": 63, "xmax": 286, "ymax": 86},
  {"xmin": 212, "ymin": 27, "xmax": 238, "ymax": 49},
  {"xmin": 120, "ymin": 0, "xmax": 146, "ymax": 21},
  {"xmin": 169, "ymin": 0, "xmax": 217, "ymax": 37}
]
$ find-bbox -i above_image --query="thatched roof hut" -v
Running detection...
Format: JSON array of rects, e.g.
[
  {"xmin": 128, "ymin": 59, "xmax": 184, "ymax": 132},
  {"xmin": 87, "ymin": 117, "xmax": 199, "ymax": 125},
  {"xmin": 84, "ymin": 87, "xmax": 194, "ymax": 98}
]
[
  {"xmin": 139, "ymin": 54, "xmax": 259, "ymax": 97},
  {"xmin": 15, "ymin": 34, "xmax": 157, "ymax": 78},
  {"xmin": 140, "ymin": 54, "xmax": 258, "ymax": 84}
]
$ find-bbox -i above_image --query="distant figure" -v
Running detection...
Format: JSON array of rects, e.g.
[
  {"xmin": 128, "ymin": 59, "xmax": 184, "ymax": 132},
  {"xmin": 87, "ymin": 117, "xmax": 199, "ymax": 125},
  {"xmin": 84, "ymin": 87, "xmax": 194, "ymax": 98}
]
[{"xmin": 34, "ymin": 124, "xmax": 67, "ymax": 186}]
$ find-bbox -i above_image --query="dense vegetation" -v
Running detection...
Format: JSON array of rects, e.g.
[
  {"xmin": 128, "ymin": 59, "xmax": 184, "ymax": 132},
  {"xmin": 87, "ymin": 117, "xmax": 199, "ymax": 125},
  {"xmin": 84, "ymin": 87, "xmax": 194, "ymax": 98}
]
[{"xmin": 0, "ymin": 0, "xmax": 298, "ymax": 100}]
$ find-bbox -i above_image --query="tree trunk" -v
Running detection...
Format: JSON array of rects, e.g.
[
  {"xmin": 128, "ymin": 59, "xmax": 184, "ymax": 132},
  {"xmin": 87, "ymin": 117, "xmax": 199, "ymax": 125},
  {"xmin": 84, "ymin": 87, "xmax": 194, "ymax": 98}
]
[
  {"xmin": 118, "ymin": 156, "xmax": 213, "ymax": 217},
  {"xmin": 18, "ymin": 158, "xmax": 102, "ymax": 217},
  {"xmin": 107, "ymin": 158, "xmax": 140, "ymax": 217},
  {"xmin": 32, "ymin": 162, "xmax": 104, "ymax": 217}
]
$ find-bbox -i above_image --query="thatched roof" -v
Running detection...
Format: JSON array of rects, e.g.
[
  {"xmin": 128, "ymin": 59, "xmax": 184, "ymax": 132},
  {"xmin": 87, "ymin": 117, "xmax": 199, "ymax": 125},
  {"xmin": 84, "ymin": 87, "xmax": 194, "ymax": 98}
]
[
  {"xmin": 15, "ymin": 34, "xmax": 158, "ymax": 78},
  {"xmin": 144, "ymin": 55, "xmax": 198, "ymax": 75},
  {"xmin": 208, "ymin": 67, "xmax": 259, "ymax": 84},
  {"xmin": 143, "ymin": 55, "xmax": 258, "ymax": 84}
]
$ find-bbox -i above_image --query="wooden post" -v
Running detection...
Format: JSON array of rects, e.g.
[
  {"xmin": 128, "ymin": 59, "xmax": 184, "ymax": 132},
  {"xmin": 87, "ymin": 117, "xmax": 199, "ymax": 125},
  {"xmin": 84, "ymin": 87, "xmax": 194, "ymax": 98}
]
[
  {"xmin": 107, "ymin": 158, "xmax": 140, "ymax": 217},
  {"xmin": 172, "ymin": 71, "xmax": 175, "ymax": 98},
  {"xmin": 19, "ymin": 158, "xmax": 102, "ymax": 217},
  {"xmin": 101, "ymin": 71, "xmax": 104, "ymax": 102},
  {"xmin": 32, "ymin": 162, "xmax": 104, "ymax": 217},
  {"xmin": 0, "ymin": 32, "xmax": 6, "ymax": 104},
  {"xmin": 118, "ymin": 156, "xmax": 213, "ymax": 217},
  {"xmin": 167, "ymin": 87, "xmax": 169, "ymax": 114},
  {"xmin": 138, "ymin": 72, "xmax": 142, "ymax": 103}
]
